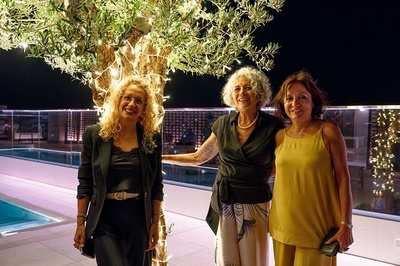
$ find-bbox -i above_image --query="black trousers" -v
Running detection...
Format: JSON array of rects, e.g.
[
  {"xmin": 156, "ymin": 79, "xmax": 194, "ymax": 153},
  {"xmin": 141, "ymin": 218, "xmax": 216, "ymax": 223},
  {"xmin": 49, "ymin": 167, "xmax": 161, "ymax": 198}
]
[{"xmin": 93, "ymin": 198, "xmax": 148, "ymax": 266}]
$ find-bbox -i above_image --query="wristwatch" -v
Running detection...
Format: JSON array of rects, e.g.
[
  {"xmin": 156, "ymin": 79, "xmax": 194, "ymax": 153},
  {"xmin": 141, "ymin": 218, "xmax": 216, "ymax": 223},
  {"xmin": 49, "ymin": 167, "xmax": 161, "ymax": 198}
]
[{"xmin": 341, "ymin": 221, "xmax": 353, "ymax": 229}]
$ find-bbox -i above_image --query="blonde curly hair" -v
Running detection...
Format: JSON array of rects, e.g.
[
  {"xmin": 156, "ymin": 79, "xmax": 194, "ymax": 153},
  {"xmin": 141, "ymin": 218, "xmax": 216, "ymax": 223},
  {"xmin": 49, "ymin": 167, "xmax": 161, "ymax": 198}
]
[{"xmin": 98, "ymin": 76, "xmax": 159, "ymax": 154}]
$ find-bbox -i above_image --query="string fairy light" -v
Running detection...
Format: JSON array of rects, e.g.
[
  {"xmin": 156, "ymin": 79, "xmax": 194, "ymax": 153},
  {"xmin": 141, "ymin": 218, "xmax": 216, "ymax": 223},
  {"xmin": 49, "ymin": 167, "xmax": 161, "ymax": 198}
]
[{"xmin": 372, "ymin": 109, "xmax": 397, "ymax": 197}]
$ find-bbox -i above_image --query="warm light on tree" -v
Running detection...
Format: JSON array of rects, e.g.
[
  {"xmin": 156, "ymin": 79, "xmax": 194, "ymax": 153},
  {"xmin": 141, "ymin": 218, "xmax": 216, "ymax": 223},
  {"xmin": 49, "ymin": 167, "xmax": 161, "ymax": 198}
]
[
  {"xmin": 0, "ymin": 0, "xmax": 285, "ymax": 264},
  {"xmin": 0, "ymin": 0, "xmax": 284, "ymax": 111}
]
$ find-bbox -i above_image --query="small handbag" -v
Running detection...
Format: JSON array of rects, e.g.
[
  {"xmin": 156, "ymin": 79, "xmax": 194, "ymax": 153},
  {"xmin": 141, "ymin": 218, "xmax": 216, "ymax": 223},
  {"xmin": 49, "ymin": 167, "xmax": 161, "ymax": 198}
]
[
  {"xmin": 80, "ymin": 237, "xmax": 95, "ymax": 259},
  {"xmin": 320, "ymin": 228, "xmax": 340, "ymax": 257}
]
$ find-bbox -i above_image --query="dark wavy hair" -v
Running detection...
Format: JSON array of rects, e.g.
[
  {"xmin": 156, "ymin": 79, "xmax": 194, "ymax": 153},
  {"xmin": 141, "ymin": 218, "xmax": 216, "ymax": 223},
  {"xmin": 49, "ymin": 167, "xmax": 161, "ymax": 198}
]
[{"xmin": 272, "ymin": 70, "xmax": 329, "ymax": 120}]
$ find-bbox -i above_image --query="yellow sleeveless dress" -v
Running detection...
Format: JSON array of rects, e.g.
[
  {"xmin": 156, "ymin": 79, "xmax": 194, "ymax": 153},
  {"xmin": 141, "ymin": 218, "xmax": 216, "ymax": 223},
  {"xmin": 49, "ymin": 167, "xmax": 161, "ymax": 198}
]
[{"xmin": 269, "ymin": 125, "xmax": 341, "ymax": 248}]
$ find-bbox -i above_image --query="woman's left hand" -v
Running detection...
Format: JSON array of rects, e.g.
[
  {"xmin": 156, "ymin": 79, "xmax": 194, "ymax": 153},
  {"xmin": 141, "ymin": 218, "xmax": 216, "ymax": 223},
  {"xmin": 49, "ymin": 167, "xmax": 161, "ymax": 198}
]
[
  {"xmin": 146, "ymin": 221, "xmax": 159, "ymax": 251},
  {"xmin": 338, "ymin": 226, "xmax": 354, "ymax": 253},
  {"xmin": 325, "ymin": 226, "xmax": 354, "ymax": 253}
]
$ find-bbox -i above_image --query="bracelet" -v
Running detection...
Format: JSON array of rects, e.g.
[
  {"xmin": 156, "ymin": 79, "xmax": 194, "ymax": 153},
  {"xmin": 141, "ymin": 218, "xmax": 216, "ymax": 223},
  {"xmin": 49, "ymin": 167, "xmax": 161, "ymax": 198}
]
[
  {"xmin": 341, "ymin": 221, "xmax": 353, "ymax": 229},
  {"xmin": 77, "ymin": 213, "xmax": 87, "ymax": 220},
  {"xmin": 152, "ymin": 211, "xmax": 163, "ymax": 216}
]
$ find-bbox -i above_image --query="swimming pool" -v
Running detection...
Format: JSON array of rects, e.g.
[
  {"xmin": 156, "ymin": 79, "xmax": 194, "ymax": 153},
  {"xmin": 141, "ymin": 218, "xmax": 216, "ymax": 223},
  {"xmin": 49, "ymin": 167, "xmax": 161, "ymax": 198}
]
[
  {"xmin": 0, "ymin": 199, "xmax": 59, "ymax": 236},
  {"xmin": 0, "ymin": 148, "xmax": 81, "ymax": 167}
]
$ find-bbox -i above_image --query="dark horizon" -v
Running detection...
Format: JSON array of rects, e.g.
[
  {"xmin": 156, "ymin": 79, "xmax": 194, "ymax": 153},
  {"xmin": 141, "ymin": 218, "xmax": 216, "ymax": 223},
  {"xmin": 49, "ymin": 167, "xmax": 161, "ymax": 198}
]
[{"xmin": 1, "ymin": 1, "xmax": 400, "ymax": 110}]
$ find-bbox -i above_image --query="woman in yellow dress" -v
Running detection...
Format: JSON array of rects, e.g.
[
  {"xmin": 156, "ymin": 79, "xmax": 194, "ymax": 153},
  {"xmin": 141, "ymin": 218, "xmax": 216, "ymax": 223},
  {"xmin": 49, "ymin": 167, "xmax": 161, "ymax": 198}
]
[{"xmin": 269, "ymin": 70, "xmax": 354, "ymax": 266}]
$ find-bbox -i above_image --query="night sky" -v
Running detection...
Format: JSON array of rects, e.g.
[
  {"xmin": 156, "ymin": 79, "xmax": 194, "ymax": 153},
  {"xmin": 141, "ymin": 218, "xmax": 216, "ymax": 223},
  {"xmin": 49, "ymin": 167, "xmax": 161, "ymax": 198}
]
[{"xmin": 1, "ymin": 1, "xmax": 400, "ymax": 110}]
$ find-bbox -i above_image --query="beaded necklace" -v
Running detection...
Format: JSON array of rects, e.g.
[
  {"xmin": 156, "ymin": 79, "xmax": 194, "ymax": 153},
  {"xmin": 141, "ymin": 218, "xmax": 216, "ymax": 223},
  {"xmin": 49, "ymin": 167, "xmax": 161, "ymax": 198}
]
[{"xmin": 238, "ymin": 112, "xmax": 259, "ymax": 129}]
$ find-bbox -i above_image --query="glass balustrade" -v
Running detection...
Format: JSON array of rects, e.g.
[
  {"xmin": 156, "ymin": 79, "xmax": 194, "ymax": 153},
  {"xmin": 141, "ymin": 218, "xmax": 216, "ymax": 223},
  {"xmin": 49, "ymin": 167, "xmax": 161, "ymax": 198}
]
[{"xmin": 1, "ymin": 106, "xmax": 400, "ymax": 219}]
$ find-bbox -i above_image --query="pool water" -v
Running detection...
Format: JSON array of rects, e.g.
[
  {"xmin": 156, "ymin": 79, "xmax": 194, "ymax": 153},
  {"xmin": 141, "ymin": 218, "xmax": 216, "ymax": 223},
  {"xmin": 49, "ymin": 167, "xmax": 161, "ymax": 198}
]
[
  {"xmin": 0, "ymin": 199, "xmax": 58, "ymax": 235},
  {"xmin": 0, "ymin": 148, "xmax": 81, "ymax": 167}
]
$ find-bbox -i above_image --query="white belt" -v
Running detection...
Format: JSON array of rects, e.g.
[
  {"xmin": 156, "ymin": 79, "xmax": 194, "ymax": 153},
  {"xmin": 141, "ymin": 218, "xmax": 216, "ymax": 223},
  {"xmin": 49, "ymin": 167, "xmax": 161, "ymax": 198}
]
[{"xmin": 105, "ymin": 191, "xmax": 141, "ymax": 200}]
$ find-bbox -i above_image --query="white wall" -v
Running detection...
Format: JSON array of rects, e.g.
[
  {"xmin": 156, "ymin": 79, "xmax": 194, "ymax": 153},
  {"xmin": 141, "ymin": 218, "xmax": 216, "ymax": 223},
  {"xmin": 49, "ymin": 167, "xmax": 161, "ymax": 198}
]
[
  {"xmin": 351, "ymin": 212, "xmax": 400, "ymax": 264},
  {"xmin": 0, "ymin": 156, "xmax": 399, "ymax": 265}
]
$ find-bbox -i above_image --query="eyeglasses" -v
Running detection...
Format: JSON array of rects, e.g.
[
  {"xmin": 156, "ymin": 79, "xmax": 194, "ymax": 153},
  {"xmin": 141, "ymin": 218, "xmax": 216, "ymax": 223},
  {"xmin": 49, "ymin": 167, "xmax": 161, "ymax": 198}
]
[{"xmin": 122, "ymin": 95, "xmax": 145, "ymax": 106}]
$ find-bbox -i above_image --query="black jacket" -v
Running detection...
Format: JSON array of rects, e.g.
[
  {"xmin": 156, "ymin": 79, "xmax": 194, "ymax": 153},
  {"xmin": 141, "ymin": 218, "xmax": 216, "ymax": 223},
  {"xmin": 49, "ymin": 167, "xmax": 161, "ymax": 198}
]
[{"xmin": 76, "ymin": 124, "xmax": 163, "ymax": 237}]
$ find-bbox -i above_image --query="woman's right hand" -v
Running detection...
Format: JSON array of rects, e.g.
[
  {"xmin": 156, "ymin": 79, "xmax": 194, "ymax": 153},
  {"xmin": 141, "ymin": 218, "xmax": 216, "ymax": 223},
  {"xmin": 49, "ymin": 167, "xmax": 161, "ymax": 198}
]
[{"xmin": 73, "ymin": 222, "xmax": 86, "ymax": 249}]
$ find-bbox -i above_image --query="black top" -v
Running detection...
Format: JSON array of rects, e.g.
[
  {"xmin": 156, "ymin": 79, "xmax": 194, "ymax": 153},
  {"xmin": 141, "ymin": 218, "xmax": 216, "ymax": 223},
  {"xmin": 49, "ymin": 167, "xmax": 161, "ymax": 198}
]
[
  {"xmin": 210, "ymin": 111, "xmax": 284, "ymax": 205},
  {"xmin": 106, "ymin": 145, "xmax": 143, "ymax": 193}
]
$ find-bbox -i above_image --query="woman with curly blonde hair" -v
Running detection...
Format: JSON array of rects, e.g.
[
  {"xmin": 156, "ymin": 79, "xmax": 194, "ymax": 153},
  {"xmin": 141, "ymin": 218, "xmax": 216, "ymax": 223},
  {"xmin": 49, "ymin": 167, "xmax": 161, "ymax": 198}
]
[
  {"xmin": 99, "ymin": 77, "xmax": 159, "ymax": 154},
  {"xmin": 74, "ymin": 76, "xmax": 164, "ymax": 266}
]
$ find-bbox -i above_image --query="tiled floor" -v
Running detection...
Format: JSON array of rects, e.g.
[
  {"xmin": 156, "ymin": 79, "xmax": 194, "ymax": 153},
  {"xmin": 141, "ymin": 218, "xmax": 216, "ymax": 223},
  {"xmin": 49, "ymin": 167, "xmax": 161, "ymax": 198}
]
[{"xmin": 0, "ymin": 173, "xmax": 396, "ymax": 266}]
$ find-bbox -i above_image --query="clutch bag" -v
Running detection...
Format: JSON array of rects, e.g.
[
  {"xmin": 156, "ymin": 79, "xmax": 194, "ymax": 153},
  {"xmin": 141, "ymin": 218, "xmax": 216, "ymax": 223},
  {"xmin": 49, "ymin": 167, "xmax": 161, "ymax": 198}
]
[
  {"xmin": 80, "ymin": 237, "xmax": 95, "ymax": 259},
  {"xmin": 320, "ymin": 228, "xmax": 339, "ymax": 257}
]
